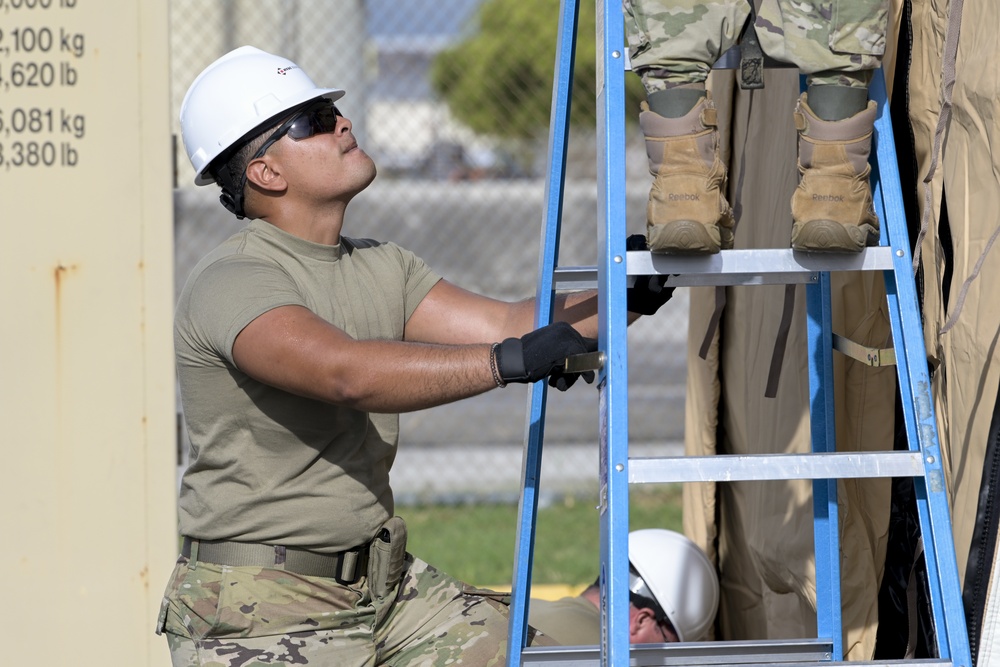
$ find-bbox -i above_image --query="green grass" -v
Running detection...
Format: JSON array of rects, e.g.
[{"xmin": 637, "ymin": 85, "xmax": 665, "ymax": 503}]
[{"xmin": 401, "ymin": 485, "xmax": 683, "ymax": 587}]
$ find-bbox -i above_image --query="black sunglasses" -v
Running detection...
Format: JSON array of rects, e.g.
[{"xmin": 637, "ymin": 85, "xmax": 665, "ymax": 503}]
[{"xmin": 256, "ymin": 100, "xmax": 342, "ymax": 157}]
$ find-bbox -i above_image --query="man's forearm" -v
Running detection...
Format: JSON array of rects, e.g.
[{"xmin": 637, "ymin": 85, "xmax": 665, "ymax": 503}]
[{"xmin": 300, "ymin": 339, "xmax": 498, "ymax": 413}]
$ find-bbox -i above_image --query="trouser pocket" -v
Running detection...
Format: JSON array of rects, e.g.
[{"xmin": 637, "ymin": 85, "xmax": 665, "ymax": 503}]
[
  {"xmin": 368, "ymin": 516, "xmax": 407, "ymax": 599},
  {"xmin": 829, "ymin": 0, "xmax": 887, "ymax": 57},
  {"xmin": 154, "ymin": 595, "xmax": 170, "ymax": 635}
]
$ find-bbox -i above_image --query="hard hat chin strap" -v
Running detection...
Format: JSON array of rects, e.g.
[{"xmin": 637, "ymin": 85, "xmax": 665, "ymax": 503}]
[
  {"xmin": 213, "ymin": 161, "xmax": 247, "ymax": 219},
  {"xmin": 219, "ymin": 189, "xmax": 246, "ymax": 219}
]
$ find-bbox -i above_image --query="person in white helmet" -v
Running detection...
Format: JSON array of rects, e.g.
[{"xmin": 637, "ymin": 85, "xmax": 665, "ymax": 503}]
[
  {"xmin": 528, "ymin": 529, "xmax": 719, "ymax": 646},
  {"xmin": 156, "ymin": 46, "xmax": 676, "ymax": 666}
]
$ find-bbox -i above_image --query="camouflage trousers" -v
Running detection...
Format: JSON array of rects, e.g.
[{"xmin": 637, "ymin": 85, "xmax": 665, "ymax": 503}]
[
  {"xmin": 157, "ymin": 553, "xmax": 551, "ymax": 666},
  {"xmin": 623, "ymin": 0, "xmax": 889, "ymax": 92}
]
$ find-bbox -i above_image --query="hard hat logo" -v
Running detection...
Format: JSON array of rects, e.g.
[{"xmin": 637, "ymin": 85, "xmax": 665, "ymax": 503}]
[{"xmin": 276, "ymin": 66, "xmax": 299, "ymax": 76}]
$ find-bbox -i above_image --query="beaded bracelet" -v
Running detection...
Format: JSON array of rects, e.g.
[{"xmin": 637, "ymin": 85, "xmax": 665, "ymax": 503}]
[{"xmin": 489, "ymin": 342, "xmax": 507, "ymax": 388}]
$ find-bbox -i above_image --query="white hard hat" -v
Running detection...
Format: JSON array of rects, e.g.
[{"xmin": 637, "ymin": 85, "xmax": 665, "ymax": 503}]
[
  {"xmin": 180, "ymin": 45, "xmax": 345, "ymax": 185},
  {"xmin": 629, "ymin": 529, "xmax": 719, "ymax": 641}
]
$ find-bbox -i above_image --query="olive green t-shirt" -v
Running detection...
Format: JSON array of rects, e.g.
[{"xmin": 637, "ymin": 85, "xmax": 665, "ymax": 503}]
[
  {"xmin": 175, "ymin": 219, "xmax": 440, "ymax": 552},
  {"xmin": 528, "ymin": 595, "xmax": 602, "ymax": 646}
]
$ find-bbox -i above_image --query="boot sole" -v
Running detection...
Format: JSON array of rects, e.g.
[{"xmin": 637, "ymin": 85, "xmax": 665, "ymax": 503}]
[
  {"xmin": 791, "ymin": 219, "xmax": 878, "ymax": 253},
  {"xmin": 648, "ymin": 220, "xmax": 723, "ymax": 255}
]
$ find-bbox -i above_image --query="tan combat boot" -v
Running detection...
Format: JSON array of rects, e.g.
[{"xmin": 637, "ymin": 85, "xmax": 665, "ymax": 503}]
[
  {"xmin": 641, "ymin": 94, "xmax": 734, "ymax": 255},
  {"xmin": 790, "ymin": 93, "xmax": 879, "ymax": 252}
]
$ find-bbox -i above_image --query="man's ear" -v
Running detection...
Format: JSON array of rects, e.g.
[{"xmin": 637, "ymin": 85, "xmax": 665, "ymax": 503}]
[
  {"xmin": 629, "ymin": 605, "xmax": 654, "ymax": 639},
  {"xmin": 245, "ymin": 155, "xmax": 286, "ymax": 193}
]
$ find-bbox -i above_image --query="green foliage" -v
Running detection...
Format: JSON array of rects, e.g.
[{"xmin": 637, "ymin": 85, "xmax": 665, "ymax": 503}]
[
  {"xmin": 402, "ymin": 485, "xmax": 683, "ymax": 586},
  {"xmin": 430, "ymin": 0, "xmax": 646, "ymax": 140}
]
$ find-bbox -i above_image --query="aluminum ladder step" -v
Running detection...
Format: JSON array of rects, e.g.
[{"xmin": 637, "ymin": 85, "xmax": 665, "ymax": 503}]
[
  {"xmin": 553, "ymin": 247, "xmax": 897, "ymax": 291},
  {"xmin": 520, "ymin": 638, "xmax": 952, "ymax": 666},
  {"xmin": 627, "ymin": 451, "xmax": 926, "ymax": 484},
  {"xmin": 522, "ymin": 638, "xmax": 834, "ymax": 666}
]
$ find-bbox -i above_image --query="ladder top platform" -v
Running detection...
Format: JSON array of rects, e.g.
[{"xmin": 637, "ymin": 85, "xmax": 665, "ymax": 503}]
[{"xmin": 554, "ymin": 247, "xmax": 897, "ymax": 289}]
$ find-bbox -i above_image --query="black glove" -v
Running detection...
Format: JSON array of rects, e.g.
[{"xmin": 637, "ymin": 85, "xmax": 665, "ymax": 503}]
[
  {"xmin": 495, "ymin": 321, "xmax": 598, "ymax": 391},
  {"xmin": 625, "ymin": 234, "xmax": 675, "ymax": 316}
]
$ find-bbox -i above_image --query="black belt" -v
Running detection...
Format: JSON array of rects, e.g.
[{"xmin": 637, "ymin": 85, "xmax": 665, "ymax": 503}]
[{"xmin": 182, "ymin": 537, "xmax": 369, "ymax": 582}]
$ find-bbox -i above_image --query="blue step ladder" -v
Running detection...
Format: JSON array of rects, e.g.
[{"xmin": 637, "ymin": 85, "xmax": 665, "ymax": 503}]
[{"xmin": 505, "ymin": 1, "xmax": 972, "ymax": 666}]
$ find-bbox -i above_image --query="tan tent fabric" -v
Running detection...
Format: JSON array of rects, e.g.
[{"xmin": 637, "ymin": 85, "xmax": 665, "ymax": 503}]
[
  {"xmin": 909, "ymin": 0, "xmax": 1000, "ymax": 588},
  {"xmin": 684, "ymin": 0, "xmax": 1000, "ymax": 657}
]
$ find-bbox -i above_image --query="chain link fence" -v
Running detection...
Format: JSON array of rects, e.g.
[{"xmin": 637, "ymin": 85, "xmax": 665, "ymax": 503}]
[{"xmin": 170, "ymin": 0, "xmax": 688, "ymax": 504}]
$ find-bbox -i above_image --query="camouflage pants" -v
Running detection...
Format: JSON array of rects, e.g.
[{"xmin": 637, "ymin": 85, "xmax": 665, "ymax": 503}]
[
  {"xmin": 157, "ymin": 553, "xmax": 551, "ymax": 666},
  {"xmin": 623, "ymin": 0, "xmax": 888, "ymax": 92}
]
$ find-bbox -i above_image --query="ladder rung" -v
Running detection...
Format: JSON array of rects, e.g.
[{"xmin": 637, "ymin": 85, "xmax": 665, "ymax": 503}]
[
  {"xmin": 522, "ymin": 638, "xmax": 833, "ymax": 665},
  {"xmin": 522, "ymin": 651, "xmax": 949, "ymax": 667},
  {"xmin": 628, "ymin": 451, "xmax": 925, "ymax": 484},
  {"xmin": 522, "ymin": 639, "xmax": 955, "ymax": 666},
  {"xmin": 553, "ymin": 248, "xmax": 896, "ymax": 290}
]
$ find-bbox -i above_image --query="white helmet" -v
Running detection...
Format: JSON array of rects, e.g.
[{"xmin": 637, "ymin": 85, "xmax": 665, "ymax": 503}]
[
  {"xmin": 180, "ymin": 45, "xmax": 345, "ymax": 185},
  {"xmin": 629, "ymin": 529, "xmax": 719, "ymax": 641}
]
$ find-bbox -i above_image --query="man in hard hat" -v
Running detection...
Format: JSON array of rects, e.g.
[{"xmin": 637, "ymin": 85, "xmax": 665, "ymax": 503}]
[
  {"xmin": 156, "ymin": 46, "xmax": 676, "ymax": 665},
  {"xmin": 528, "ymin": 529, "xmax": 719, "ymax": 645}
]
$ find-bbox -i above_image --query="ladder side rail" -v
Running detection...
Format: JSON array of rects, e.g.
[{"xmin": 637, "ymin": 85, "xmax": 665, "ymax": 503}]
[
  {"xmin": 595, "ymin": 0, "xmax": 631, "ymax": 665},
  {"xmin": 798, "ymin": 67, "xmax": 844, "ymax": 655},
  {"xmin": 868, "ymin": 68, "xmax": 971, "ymax": 666},
  {"xmin": 880, "ymin": 213, "xmax": 954, "ymax": 659},
  {"xmin": 507, "ymin": 0, "xmax": 581, "ymax": 661},
  {"xmin": 806, "ymin": 272, "xmax": 843, "ymax": 656},
  {"xmin": 869, "ymin": 121, "xmax": 951, "ymax": 661}
]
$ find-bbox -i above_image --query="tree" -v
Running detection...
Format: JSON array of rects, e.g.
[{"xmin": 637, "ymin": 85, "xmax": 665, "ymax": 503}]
[{"xmin": 431, "ymin": 0, "xmax": 645, "ymax": 141}]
